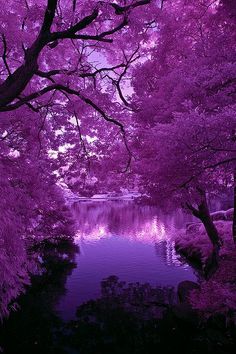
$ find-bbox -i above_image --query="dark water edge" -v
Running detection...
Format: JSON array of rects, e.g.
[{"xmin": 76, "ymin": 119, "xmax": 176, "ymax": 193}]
[
  {"xmin": 0, "ymin": 240, "xmax": 78, "ymax": 354},
  {"xmin": 0, "ymin": 241, "xmax": 236, "ymax": 354}
]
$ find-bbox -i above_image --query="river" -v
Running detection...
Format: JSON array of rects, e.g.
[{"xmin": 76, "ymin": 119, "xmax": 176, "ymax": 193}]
[
  {"xmin": 2, "ymin": 200, "xmax": 234, "ymax": 354},
  {"xmin": 56, "ymin": 201, "xmax": 196, "ymax": 320}
]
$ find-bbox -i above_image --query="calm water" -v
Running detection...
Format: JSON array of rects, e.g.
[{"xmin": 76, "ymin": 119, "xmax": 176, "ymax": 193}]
[{"xmin": 56, "ymin": 201, "xmax": 197, "ymax": 320}]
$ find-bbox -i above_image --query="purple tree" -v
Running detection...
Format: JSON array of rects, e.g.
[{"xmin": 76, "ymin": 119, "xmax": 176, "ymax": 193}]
[
  {"xmin": 0, "ymin": 0, "xmax": 156, "ymax": 317},
  {"xmin": 132, "ymin": 0, "xmax": 236, "ymax": 274}
]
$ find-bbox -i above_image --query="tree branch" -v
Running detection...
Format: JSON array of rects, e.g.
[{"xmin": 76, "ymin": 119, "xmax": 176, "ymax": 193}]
[
  {"xmin": 0, "ymin": 0, "xmax": 151, "ymax": 108},
  {"xmin": 1, "ymin": 34, "xmax": 11, "ymax": 76},
  {"xmin": 49, "ymin": 8, "xmax": 99, "ymax": 41},
  {"xmin": 79, "ymin": 63, "xmax": 126, "ymax": 78},
  {"xmin": 39, "ymin": 0, "xmax": 58, "ymax": 35},
  {"xmin": 69, "ymin": 34, "xmax": 113, "ymax": 42},
  {"xmin": 0, "ymin": 84, "xmax": 124, "ymax": 130},
  {"xmin": 0, "ymin": 0, "xmax": 58, "ymax": 107},
  {"xmin": 50, "ymin": 16, "xmax": 128, "ymax": 43},
  {"xmin": 0, "ymin": 82, "xmax": 133, "ymax": 171},
  {"xmin": 204, "ymin": 157, "xmax": 236, "ymax": 170},
  {"xmin": 74, "ymin": 111, "xmax": 91, "ymax": 169},
  {"xmin": 185, "ymin": 202, "xmax": 200, "ymax": 218}
]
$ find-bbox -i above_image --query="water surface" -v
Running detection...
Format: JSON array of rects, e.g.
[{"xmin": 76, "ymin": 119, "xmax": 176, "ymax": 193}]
[{"xmin": 56, "ymin": 201, "xmax": 196, "ymax": 320}]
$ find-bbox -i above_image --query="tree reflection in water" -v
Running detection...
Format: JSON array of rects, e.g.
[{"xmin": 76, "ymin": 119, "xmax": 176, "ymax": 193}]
[
  {"xmin": 0, "ymin": 241, "xmax": 78, "ymax": 354},
  {"xmin": 72, "ymin": 201, "xmax": 191, "ymax": 266}
]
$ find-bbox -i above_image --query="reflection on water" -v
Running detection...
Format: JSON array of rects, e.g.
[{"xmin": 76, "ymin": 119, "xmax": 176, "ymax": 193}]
[
  {"xmin": 0, "ymin": 241, "xmax": 78, "ymax": 353},
  {"xmin": 56, "ymin": 201, "xmax": 197, "ymax": 320},
  {"xmin": 73, "ymin": 202, "xmax": 188, "ymax": 244}
]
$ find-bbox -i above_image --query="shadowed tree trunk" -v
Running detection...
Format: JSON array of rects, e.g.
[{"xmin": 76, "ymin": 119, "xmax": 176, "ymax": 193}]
[{"xmin": 186, "ymin": 189, "xmax": 221, "ymax": 279}]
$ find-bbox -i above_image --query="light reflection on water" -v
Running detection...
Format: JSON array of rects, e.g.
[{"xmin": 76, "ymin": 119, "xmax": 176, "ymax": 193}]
[{"xmin": 56, "ymin": 201, "xmax": 197, "ymax": 320}]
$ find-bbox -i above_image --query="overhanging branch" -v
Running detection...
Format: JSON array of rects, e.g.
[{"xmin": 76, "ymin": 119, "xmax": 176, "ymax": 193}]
[{"xmin": 0, "ymin": 0, "xmax": 151, "ymax": 108}]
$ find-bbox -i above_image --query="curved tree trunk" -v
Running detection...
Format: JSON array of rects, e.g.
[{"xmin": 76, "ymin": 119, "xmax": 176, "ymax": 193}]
[
  {"xmin": 197, "ymin": 195, "xmax": 221, "ymax": 279},
  {"xmin": 197, "ymin": 198, "xmax": 221, "ymax": 249},
  {"xmin": 186, "ymin": 189, "xmax": 221, "ymax": 279},
  {"xmin": 0, "ymin": 0, "xmax": 57, "ymax": 108}
]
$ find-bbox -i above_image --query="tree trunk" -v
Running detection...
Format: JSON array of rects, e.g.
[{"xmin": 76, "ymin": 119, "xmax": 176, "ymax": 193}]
[
  {"xmin": 233, "ymin": 168, "xmax": 236, "ymax": 243},
  {"xmin": 0, "ymin": 0, "xmax": 57, "ymax": 108},
  {"xmin": 198, "ymin": 208, "xmax": 221, "ymax": 249},
  {"xmin": 187, "ymin": 189, "xmax": 221, "ymax": 279},
  {"xmin": 197, "ymin": 194, "xmax": 221, "ymax": 279}
]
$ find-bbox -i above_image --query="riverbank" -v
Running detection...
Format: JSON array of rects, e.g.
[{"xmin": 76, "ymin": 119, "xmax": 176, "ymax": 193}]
[{"xmin": 175, "ymin": 217, "xmax": 236, "ymax": 321}]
